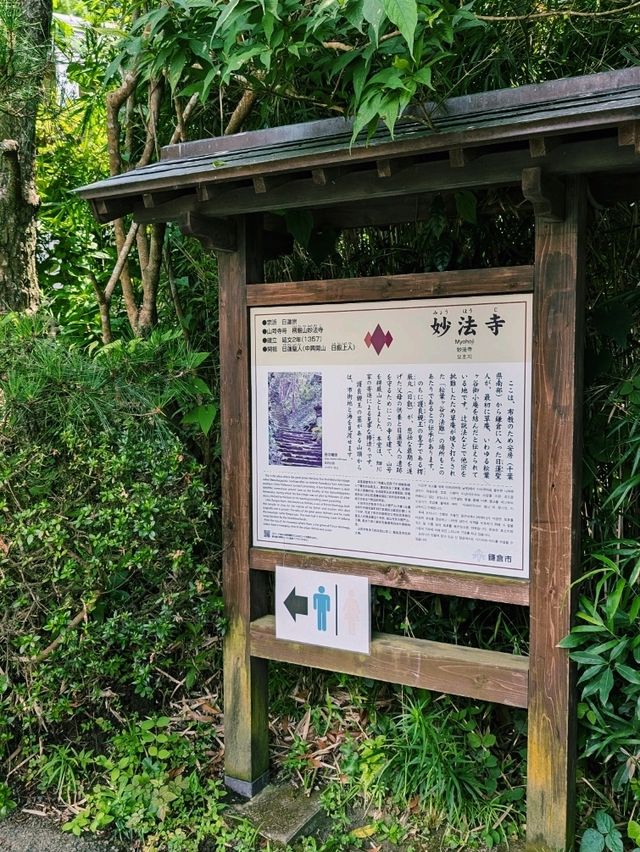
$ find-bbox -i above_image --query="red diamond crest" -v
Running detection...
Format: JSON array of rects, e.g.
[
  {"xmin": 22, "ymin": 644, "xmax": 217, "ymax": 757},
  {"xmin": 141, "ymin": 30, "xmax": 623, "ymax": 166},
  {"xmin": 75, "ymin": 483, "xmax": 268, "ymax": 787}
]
[{"xmin": 364, "ymin": 324, "xmax": 393, "ymax": 355}]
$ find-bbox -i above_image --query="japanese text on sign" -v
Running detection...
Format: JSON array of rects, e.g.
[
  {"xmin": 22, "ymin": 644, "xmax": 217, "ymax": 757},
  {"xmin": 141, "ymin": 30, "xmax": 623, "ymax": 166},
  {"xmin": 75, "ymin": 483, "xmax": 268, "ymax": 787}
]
[{"xmin": 251, "ymin": 295, "xmax": 532, "ymax": 579}]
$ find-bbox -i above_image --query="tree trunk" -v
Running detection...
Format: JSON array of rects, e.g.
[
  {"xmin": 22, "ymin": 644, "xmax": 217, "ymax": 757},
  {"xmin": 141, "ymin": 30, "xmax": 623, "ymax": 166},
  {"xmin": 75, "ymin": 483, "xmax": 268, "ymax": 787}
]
[{"xmin": 0, "ymin": 0, "xmax": 52, "ymax": 313}]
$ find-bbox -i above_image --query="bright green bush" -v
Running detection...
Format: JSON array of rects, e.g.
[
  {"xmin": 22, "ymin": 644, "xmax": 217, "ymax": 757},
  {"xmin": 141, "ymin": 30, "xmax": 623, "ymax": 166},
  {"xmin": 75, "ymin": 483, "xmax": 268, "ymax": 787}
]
[{"xmin": 0, "ymin": 314, "xmax": 223, "ymax": 758}]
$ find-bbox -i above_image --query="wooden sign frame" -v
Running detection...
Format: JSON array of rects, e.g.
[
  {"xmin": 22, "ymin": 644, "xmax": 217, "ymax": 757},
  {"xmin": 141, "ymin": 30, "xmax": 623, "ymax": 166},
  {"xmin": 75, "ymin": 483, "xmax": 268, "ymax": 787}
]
[
  {"xmin": 219, "ymin": 180, "xmax": 586, "ymax": 851},
  {"xmin": 76, "ymin": 69, "xmax": 640, "ymax": 852}
]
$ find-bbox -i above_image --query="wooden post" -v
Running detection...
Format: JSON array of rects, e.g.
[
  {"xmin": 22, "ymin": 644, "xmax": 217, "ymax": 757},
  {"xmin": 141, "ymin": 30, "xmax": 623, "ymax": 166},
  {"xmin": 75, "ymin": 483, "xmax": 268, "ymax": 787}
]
[
  {"xmin": 219, "ymin": 216, "xmax": 270, "ymax": 797},
  {"xmin": 527, "ymin": 178, "xmax": 587, "ymax": 851}
]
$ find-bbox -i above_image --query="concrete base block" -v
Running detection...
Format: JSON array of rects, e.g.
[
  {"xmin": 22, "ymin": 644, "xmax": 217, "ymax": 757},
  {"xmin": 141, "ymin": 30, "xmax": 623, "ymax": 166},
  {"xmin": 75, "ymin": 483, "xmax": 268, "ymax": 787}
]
[{"xmin": 234, "ymin": 783, "xmax": 324, "ymax": 845}]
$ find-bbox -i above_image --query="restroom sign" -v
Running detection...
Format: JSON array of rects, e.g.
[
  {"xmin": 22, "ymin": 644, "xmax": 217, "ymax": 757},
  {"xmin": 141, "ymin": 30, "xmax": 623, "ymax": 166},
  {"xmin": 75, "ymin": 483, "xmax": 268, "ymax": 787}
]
[{"xmin": 275, "ymin": 566, "xmax": 370, "ymax": 654}]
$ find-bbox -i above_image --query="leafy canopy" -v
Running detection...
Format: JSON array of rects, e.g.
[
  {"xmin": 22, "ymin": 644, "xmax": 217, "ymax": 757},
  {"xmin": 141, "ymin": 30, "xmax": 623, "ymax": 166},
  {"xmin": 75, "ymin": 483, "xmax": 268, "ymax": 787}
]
[{"xmin": 108, "ymin": 0, "xmax": 482, "ymax": 140}]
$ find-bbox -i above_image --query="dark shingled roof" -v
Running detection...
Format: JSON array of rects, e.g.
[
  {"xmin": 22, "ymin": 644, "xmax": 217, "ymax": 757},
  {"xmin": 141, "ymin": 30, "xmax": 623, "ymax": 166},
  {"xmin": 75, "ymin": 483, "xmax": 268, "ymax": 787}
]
[{"xmin": 77, "ymin": 68, "xmax": 640, "ymax": 222}]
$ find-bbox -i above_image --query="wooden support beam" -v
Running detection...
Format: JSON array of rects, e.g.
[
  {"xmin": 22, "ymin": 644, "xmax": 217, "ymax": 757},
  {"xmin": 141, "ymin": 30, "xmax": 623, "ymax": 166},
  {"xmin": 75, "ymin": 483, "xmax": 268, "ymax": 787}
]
[
  {"xmin": 197, "ymin": 184, "xmax": 215, "ymax": 202},
  {"xmin": 252, "ymin": 174, "xmax": 291, "ymax": 194},
  {"xmin": 305, "ymin": 195, "xmax": 433, "ymax": 229},
  {"xmin": 178, "ymin": 211, "xmax": 237, "ymax": 253},
  {"xmin": 219, "ymin": 216, "xmax": 270, "ymax": 798},
  {"xmin": 92, "ymin": 197, "xmax": 136, "ymax": 223},
  {"xmin": 526, "ymin": 177, "xmax": 586, "ymax": 852},
  {"xmin": 135, "ymin": 192, "xmax": 198, "ymax": 224},
  {"xmin": 251, "ymin": 616, "xmax": 529, "ymax": 708},
  {"xmin": 618, "ymin": 121, "xmax": 640, "ymax": 154},
  {"xmin": 376, "ymin": 157, "xmax": 415, "ymax": 178},
  {"xmin": 311, "ymin": 166, "xmax": 342, "ymax": 186},
  {"xmin": 246, "ymin": 265, "xmax": 535, "ymax": 307},
  {"xmin": 250, "ymin": 549, "xmax": 529, "ymax": 605},
  {"xmin": 528, "ymin": 136, "xmax": 563, "ymax": 159},
  {"xmin": 522, "ymin": 167, "xmax": 566, "ymax": 223},
  {"xmin": 449, "ymin": 146, "xmax": 477, "ymax": 168},
  {"xmin": 142, "ymin": 190, "xmax": 183, "ymax": 208}
]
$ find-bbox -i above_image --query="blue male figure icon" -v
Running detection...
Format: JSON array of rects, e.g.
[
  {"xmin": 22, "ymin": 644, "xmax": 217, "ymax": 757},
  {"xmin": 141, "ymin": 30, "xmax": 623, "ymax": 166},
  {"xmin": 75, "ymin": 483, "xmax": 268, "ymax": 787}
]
[{"xmin": 313, "ymin": 585, "xmax": 331, "ymax": 631}]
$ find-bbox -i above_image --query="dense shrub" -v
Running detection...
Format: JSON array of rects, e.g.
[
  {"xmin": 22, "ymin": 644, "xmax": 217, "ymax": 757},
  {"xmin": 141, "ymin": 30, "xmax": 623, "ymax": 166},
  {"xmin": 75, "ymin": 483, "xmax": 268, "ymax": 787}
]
[{"xmin": 0, "ymin": 315, "xmax": 223, "ymax": 756}]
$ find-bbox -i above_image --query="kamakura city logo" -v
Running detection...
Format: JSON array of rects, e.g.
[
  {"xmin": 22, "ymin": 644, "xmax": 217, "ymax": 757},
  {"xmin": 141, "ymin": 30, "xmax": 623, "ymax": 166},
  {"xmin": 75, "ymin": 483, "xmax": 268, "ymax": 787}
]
[{"xmin": 364, "ymin": 323, "xmax": 393, "ymax": 355}]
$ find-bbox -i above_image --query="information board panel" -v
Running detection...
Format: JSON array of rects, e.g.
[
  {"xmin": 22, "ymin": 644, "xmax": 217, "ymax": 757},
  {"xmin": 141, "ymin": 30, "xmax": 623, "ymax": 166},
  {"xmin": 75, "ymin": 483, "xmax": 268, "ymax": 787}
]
[
  {"xmin": 275, "ymin": 565, "xmax": 370, "ymax": 654},
  {"xmin": 251, "ymin": 295, "xmax": 532, "ymax": 579}
]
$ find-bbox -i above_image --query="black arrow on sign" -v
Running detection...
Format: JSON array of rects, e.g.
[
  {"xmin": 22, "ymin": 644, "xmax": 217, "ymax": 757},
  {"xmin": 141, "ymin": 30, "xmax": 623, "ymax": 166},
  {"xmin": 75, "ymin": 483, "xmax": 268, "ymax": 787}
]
[{"xmin": 284, "ymin": 587, "xmax": 308, "ymax": 621}]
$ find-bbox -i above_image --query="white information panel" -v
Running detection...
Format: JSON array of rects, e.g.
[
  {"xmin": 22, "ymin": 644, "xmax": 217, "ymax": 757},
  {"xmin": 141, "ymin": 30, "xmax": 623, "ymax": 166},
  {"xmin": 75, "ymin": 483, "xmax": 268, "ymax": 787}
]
[
  {"xmin": 251, "ymin": 294, "xmax": 532, "ymax": 579},
  {"xmin": 275, "ymin": 566, "xmax": 370, "ymax": 654}
]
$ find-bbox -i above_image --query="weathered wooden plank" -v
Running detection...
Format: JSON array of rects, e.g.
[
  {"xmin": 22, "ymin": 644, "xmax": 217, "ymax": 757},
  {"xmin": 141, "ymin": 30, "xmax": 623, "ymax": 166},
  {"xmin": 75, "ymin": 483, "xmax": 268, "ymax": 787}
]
[
  {"xmin": 250, "ymin": 615, "xmax": 529, "ymax": 708},
  {"xmin": 219, "ymin": 216, "xmax": 270, "ymax": 797},
  {"xmin": 175, "ymin": 138, "xmax": 638, "ymax": 220},
  {"xmin": 250, "ymin": 549, "xmax": 529, "ymax": 606},
  {"xmin": 526, "ymin": 178, "xmax": 586, "ymax": 852},
  {"xmin": 311, "ymin": 166, "xmax": 343, "ymax": 186},
  {"xmin": 179, "ymin": 212, "xmax": 237, "ymax": 253},
  {"xmin": 618, "ymin": 120, "xmax": 640, "ymax": 154},
  {"xmin": 298, "ymin": 195, "xmax": 435, "ymax": 229},
  {"xmin": 528, "ymin": 136, "xmax": 562, "ymax": 159},
  {"xmin": 159, "ymin": 68, "xmax": 640, "ymax": 162},
  {"xmin": 522, "ymin": 167, "xmax": 566, "ymax": 223},
  {"xmin": 253, "ymin": 174, "xmax": 291, "ymax": 194},
  {"xmin": 84, "ymin": 135, "xmax": 640, "ymax": 223},
  {"xmin": 246, "ymin": 266, "xmax": 534, "ymax": 307},
  {"xmin": 449, "ymin": 147, "xmax": 478, "ymax": 168},
  {"xmin": 376, "ymin": 157, "xmax": 415, "ymax": 177}
]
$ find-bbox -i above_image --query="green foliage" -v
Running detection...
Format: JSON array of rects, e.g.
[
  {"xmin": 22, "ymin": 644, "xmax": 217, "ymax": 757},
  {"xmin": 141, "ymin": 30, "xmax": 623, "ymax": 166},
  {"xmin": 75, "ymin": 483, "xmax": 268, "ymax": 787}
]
[
  {"xmin": 579, "ymin": 811, "xmax": 625, "ymax": 852},
  {"xmin": 559, "ymin": 548, "xmax": 640, "ymax": 792},
  {"xmin": 0, "ymin": 0, "xmax": 49, "ymax": 113},
  {"xmin": 0, "ymin": 315, "xmax": 222, "ymax": 756},
  {"xmin": 62, "ymin": 717, "xmax": 230, "ymax": 848},
  {"xmin": 109, "ymin": 0, "xmax": 482, "ymax": 140},
  {"xmin": 311, "ymin": 688, "xmax": 525, "ymax": 848},
  {"xmin": 0, "ymin": 782, "xmax": 16, "ymax": 821}
]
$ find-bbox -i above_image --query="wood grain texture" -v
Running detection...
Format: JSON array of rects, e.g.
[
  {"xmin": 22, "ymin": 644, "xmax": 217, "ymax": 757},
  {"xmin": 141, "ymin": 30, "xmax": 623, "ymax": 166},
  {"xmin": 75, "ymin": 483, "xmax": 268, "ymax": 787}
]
[
  {"xmin": 251, "ymin": 616, "xmax": 529, "ymax": 708},
  {"xmin": 246, "ymin": 266, "xmax": 534, "ymax": 306},
  {"xmin": 250, "ymin": 549, "xmax": 529, "ymax": 606},
  {"xmin": 522, "ymin": 168, "xmax": 566, "ymax": 223},
  {"xmin": 219, "ymin": 216, "xmax": 270, "ymax": 788},
  {"xmin": 526, "ymin": 178, "xmax": 586, "ymax": 852}
]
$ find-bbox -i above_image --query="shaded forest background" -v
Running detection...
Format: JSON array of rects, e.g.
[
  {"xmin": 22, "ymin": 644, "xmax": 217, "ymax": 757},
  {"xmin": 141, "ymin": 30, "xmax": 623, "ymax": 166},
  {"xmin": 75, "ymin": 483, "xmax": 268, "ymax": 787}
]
[{"xmin": 0, "ymin": 1, "xmax": 639, "ymax": 849}]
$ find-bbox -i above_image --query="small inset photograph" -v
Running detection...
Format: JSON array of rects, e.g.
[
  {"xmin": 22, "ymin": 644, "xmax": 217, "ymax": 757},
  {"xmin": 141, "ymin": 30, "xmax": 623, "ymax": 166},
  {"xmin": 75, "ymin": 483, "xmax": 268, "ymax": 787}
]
[{"xmin": 268, "ymin": 372, "xmax": 322, "ymax": 467}]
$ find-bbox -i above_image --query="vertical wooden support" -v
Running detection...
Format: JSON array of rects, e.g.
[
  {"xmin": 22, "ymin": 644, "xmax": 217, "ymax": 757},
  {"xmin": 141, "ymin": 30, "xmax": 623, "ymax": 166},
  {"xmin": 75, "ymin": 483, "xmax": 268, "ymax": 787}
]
[
  {"xmin": 527, "ymin": 178, "xmax": 586, "ymax": 851},
  {"xmin": 219, "ymin": 216, "xmax": 270, "ymax": 797}
]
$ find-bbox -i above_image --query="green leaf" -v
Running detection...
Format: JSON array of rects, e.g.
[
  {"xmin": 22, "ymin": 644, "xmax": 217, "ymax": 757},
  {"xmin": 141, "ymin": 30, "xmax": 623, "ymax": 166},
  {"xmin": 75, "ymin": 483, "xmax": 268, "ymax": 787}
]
[
  {"xmin": 598, "ymin": 667, "xmax": 614, "ymax": 705},
  {"xmin": 363, "ymin": 0, "xmax": 385, "ymax": 43},
  {"xmin": 190, "ymin": 376, "xmax": 212, "ymax": 396},
  {"xmin": 628, "ymin": 820, "xmax": 640, "ymax": 843},
  {"xmin": 344, "ymin": 0, "xmax": 364, "ymax": 31},
  {"xmin": 182, "ymin": 404, "xmax": 218, "ymax": 436},
  {"xmin": 596, "ymin": 813, "xmax": 615, "ymax": 835},
  {"xmin": 213, "ymin": 0, "xmax": 243, "ymax": 35},
  {"xmin": 571, "ymin": 651, "xmax": 606, "ymax": 665},
  {"xmin": 558, "ymin": 632, "xmax": 586, "ymax": 649},
  {"xmin": 580, "ymin": 829, "xmax": 605, "ymax": 852},
  {"xmin": 615, "ymin": 663, "xmax": 640, "ymax": 684},
  {"xmin": 383, "ymin": 0, "xmax": 417, "ymax": 55},
  {"xmin": 604, "ymin": 577, "xmax": 626, "ymax": 623},
  {"xmin": 604, "ymin": 830, "xmax": 623, "ymax": 852}
]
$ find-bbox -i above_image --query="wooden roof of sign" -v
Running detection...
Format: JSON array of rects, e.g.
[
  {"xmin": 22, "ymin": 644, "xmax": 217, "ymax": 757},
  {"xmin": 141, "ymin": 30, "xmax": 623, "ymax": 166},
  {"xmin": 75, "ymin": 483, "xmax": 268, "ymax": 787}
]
[{"xmin": 78, "ymin": 68, "xmax": 640, "ymax": 231}]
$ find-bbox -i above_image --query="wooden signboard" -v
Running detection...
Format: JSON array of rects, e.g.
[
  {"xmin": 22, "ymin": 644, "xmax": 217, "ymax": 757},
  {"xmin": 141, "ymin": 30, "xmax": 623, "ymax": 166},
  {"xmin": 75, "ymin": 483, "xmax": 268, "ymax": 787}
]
[
  {"xmin": 77, "ymin": 68, "xmax": 640, "ymax": 852},
  {"xmin": 219, "ymin": 184, "xmax": 585, "ymax": 850}
]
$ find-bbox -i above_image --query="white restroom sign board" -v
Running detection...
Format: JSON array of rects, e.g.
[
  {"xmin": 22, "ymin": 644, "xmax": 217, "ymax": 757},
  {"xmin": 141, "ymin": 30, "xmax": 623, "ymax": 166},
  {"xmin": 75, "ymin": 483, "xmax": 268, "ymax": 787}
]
[{"xmin": 275, "ymin": 566, "xmax": 370, "ymax": 654}]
